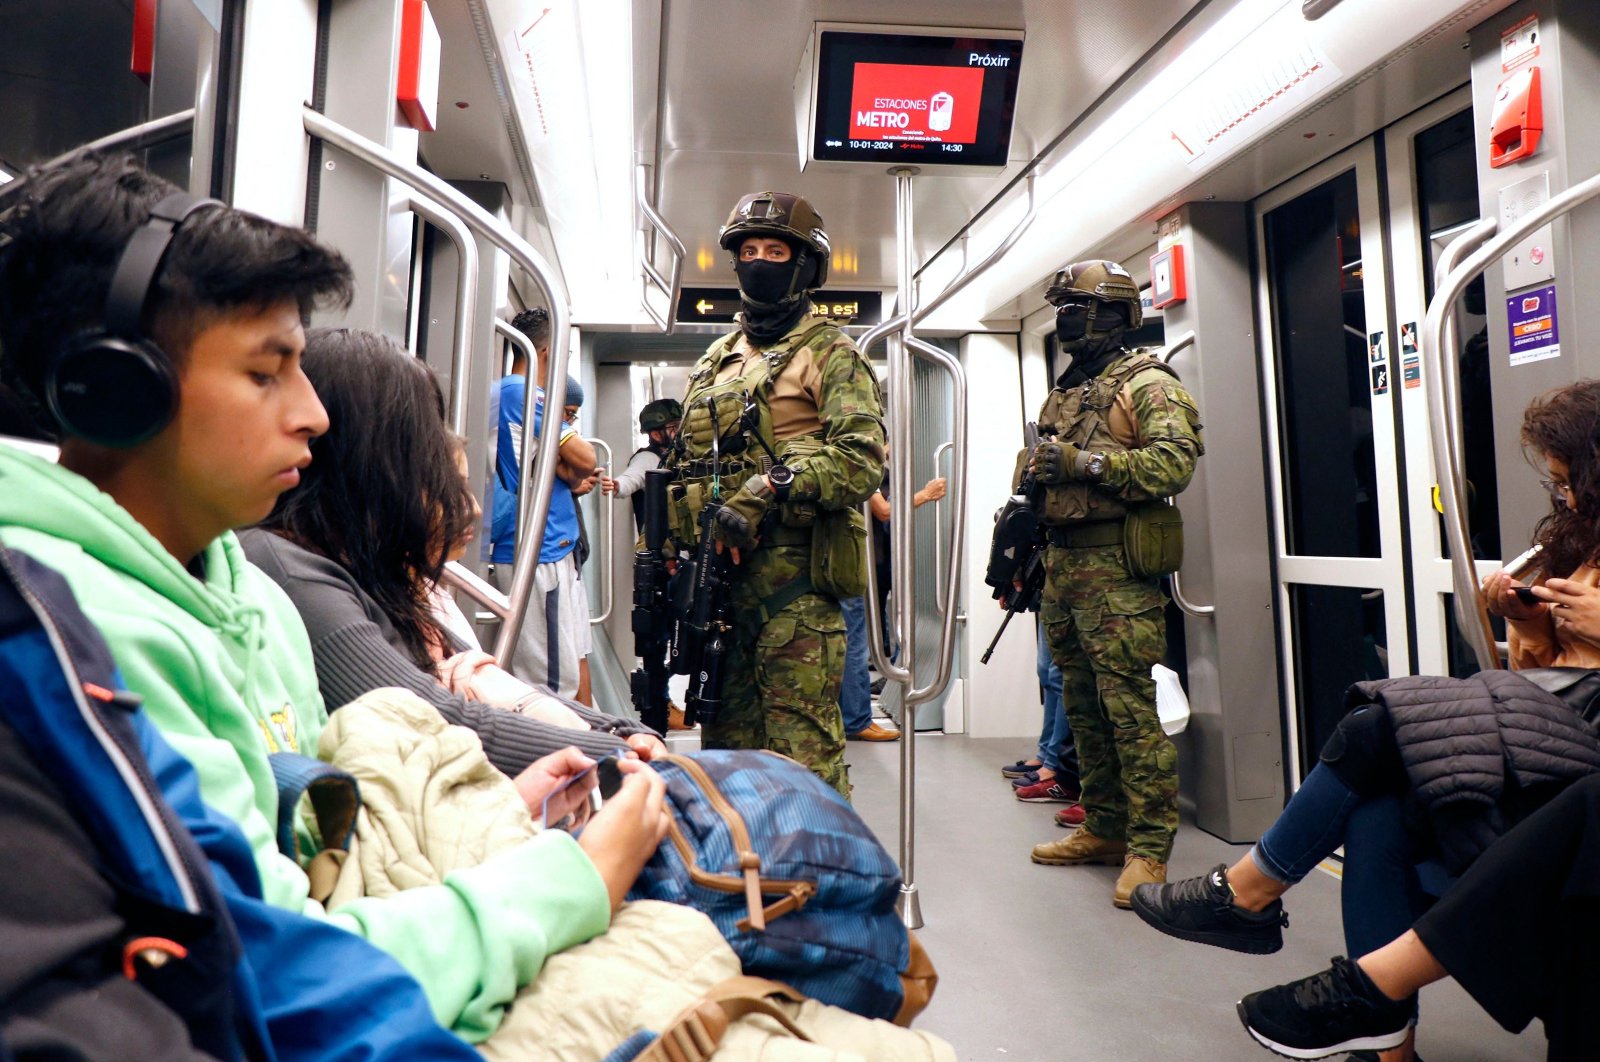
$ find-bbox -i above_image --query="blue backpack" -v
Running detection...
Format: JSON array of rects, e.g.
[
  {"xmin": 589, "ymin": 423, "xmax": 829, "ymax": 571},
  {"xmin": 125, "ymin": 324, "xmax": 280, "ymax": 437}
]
[{"xmin": 626, "ymin": 750, "xmax": 935, "ymax": 1023}]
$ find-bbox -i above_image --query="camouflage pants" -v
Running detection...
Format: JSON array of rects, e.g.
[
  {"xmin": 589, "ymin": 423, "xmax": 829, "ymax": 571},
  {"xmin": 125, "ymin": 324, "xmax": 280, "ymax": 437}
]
[
  {"xmin": 1041, "ymin": 542, "xmax": 1178, "ymax": 861},
  {"xmin": 702, "ymin": 544, "xmax": 851, "ymax": 800}
]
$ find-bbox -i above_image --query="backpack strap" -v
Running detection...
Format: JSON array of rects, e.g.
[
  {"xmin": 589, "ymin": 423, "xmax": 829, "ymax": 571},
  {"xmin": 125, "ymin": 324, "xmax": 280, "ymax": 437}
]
[
  {"xmin": 269, "ymin": 751, "xmax": 361, "ymax": 862},
  {"xmin": 623, "ymin": 977, "xmax": 814, "ymax": 1062}
]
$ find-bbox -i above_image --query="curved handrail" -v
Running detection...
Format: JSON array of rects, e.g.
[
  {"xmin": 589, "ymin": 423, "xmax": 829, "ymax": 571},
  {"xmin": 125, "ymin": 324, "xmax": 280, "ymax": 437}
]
[
  {"xmin": 301, "ymin": 105, "xmax": 573, "ymax": 670},
  {"xmin": 932, "ymin": 441, "xmax": 954, "ymax": 613},
  {"xmin": 1423, "ymin": 174, "xmax": 1600, "ymax": 670},
  {"xmin": 404, "ymin": 194, "xmax": 479, "ymax": 436},
  {"xmin": 442, "ymin": 560, "xmax": 510, "ymax": 618},
  {"xmin": 0, "ymin": 109, "xmax": 198, "ymax": 211},
  {"xmin": 586, "ymin": 436, "xmax": 615, "ymax": 624},
  {"xmin": 905, "ymin": 338, "xmax": 967, "ymax": 708},
  {"xmin": 636, "ymin": 165, "xmax": 687, "ymax": 333},
  {"xmin": 1161, "ymin": 330, "xmax": 1197, "ymax": 365}
]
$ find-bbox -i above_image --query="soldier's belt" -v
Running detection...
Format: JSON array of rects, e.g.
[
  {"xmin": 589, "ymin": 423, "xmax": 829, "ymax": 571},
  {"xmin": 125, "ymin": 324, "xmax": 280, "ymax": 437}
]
[{"xmin": 1045, "ymin": 521, "xmax": 1124, "ymax": 549}]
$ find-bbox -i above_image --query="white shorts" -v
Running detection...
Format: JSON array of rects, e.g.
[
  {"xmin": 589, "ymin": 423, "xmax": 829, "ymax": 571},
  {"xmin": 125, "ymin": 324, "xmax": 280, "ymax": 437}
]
[{"xmin": 491, "ymin": 552, "xmax": 591, "ymax": 699}]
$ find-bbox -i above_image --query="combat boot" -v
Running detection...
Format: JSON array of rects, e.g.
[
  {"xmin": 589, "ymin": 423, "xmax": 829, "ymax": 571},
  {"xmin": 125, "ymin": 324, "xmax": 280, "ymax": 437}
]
[
  {"xmin": 1113, "ymin": 854, "xmax": 1166, "ymax": 909},
  {"xmin": 1030, "ymin": 827, "xmax": 1127, "ymax": 866}
]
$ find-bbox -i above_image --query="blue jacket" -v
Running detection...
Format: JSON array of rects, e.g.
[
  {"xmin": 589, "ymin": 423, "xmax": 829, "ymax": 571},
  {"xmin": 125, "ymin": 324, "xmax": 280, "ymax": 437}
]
[{"xmin": 0, "ymin": 544, "xmax": 476, "ymax": 1061}]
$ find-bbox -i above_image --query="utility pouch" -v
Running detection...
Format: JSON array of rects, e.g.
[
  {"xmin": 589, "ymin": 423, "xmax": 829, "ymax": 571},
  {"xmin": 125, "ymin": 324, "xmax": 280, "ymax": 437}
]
[
  {"xmin": 1123, "ymin": 501, "xmax": 1184, "ymax": 578},
  {"xmin": 811, "ymin": 507, "xmax": 868, "ymax": 597},
  {"xmin": 776, "ymin": 437, "xmax": 823, "ymax": 528}
]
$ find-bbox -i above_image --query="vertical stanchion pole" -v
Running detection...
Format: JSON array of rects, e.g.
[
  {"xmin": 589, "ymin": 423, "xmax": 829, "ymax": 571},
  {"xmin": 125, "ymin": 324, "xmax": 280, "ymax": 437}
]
[{"xmin": 888, "ymin": 166, "xmax": 923, "ymax": 930}]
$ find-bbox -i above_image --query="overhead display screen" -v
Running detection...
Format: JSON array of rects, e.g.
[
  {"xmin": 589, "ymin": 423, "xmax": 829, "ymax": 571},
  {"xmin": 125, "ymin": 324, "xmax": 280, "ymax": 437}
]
[{"xmin": 809, "ymin": 27, "xmax": 1023, "ymax": 170}]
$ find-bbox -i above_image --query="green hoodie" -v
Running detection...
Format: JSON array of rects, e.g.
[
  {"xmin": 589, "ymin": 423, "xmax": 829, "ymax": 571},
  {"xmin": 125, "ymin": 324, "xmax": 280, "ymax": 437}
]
[{"xmin": 0, "ymin": 446, "xmax": 611, "ymax": 1041}]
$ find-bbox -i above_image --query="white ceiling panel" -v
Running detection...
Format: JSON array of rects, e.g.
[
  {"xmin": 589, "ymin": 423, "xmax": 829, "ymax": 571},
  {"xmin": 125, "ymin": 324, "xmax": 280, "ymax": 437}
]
[{"xmin": 651, "ymin": 0, "xmax": 1209, "ymax": 291}]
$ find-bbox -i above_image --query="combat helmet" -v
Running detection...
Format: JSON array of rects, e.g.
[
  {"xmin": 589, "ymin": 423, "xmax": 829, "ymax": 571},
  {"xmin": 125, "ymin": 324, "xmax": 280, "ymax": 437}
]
[
  {"xmin": 1045, "ymin": 259, "xmax": 1143, "ymax": 342},
  {"xmin": 639, "ymin": 398, "xmax": 682, "ymax": 433},
  {"xmin": 718, "ymin": 191, "xmax": 831, "ymax": 288}
]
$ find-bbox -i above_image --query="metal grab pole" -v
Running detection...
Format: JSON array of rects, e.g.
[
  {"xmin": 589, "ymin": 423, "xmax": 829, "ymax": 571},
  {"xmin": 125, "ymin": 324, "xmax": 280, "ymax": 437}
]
[
  {"xmin": 586, "ymin": 437, "xmax": 615, "ymax": 624},
  {"xmin": 887, "ymin": 167, "xmax": 923, "ymax": 930},
  {"xmin": 0, "ymin": 109, "xmax": 197, "ymax": 211},
  {"xmin": 1420, "ymin": 168, "xmax": 1600, "ymax": 671},
  {"xmin": 932, "ymin": 441, "xmax": 954, "ymax": 613},
  {"xmin": 1155, "ymin": 330, "xmax": 1214, "ymax": 618},
  {"xmin": 905, "ymin": 338, "xmax": 966, "ymax": 708},
  {"xmin": 301, "ymin": 107, "xmax": 572, "ymax": 670},
  {"xmin": 403, "ymin": 194, "xmax": 479, "ymax": 436},
  {"xmin": 636, "ymin": 164, "xmax": 687, "ymax": 332},
  {"xmin": 442, "ymin": 560, "xmax": 510, "ymax": 618}
]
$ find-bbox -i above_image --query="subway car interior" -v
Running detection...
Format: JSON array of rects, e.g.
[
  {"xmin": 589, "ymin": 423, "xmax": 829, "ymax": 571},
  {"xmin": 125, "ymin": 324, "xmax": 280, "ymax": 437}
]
[{"xmin": 5, "ymin": 0, "xmax": 1600, "ymax": 1058}]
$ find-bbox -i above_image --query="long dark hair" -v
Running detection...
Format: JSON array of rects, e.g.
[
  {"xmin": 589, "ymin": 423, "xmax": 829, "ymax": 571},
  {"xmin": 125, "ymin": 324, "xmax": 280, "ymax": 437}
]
[
  {"xmin": 1522, "ymin": 379, "xmax": 1600, "ymax": 578},
  {"xmin": 261, "ymin": 328, "xmax": 475, "ymax": 668}
]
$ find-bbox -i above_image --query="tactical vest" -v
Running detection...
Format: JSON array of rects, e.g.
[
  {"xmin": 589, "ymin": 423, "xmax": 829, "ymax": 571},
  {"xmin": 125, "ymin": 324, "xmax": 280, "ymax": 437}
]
[
  {"xmin": 1032, "ymin": 350, "xmax": 1180, "ymax": 527},
  {"xmin": 628, "ymin": 441, "xmax": 671, "ymax": 533},
  {"xmin": 671, "ymin": 320, "xmax": 838, "ymax": 542},
  {"xmin": 670, "ymin": 320, "xmax": 868, "ymax": 598}
]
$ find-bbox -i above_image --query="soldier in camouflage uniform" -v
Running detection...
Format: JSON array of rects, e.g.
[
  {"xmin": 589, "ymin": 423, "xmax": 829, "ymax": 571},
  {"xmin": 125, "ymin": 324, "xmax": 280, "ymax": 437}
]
[
  {"xmin": 668, "ymin": 191, "xmax": 885, "ymax": 798},
  {"xmin": 1024, "ymin": 260, "xmax": 1204, "ymax": 907}
]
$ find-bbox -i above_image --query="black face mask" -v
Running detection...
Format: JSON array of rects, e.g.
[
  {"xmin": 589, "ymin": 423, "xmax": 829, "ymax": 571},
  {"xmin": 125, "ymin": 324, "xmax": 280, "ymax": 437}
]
[
  {"xmin": 735, "ymin": 258, "xmax": 804, "ymax": 307},
  {"xmin": 1054, "ymin": 301, "xmax": 1092, "ymax": 347}
]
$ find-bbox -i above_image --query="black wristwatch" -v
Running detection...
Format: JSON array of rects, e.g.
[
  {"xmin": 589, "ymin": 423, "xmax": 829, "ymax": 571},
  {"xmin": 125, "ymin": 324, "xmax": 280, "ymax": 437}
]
[
  {"xmin": 767, "ymin": 464, "xmax": 795, "ymax": 502},
  {"xmin": 1083, "ymin": 452, "xmax": 1107, "ymax": 480}
]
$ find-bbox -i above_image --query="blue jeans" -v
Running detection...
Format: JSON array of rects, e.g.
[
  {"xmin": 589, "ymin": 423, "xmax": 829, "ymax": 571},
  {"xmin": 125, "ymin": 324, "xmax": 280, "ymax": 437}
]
[
  {"xmin": 1251, "ymin": 762, "xmax": 1433, "ymax": 959},
  {"xmin": 840, "ymin": 596, "xmax": 873, "ymax": 734},
  {"xmin": 1036, "ymin": 624, "xmax": 1078, "ymax": 775}
]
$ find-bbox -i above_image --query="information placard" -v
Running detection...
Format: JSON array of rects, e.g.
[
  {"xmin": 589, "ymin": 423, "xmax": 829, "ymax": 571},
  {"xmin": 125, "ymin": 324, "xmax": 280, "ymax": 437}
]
[{"xmin": 805, "ymin": 25, "xmax": 1023, "ymax": 171}]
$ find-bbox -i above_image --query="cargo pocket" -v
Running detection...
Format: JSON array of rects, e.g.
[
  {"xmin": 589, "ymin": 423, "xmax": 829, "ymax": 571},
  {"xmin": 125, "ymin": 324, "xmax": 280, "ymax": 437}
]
[
  {"xmin": 1095, "ymin": 586, "xmax": 1168, "ymax": 678},
  {"xmin": 755, "ymin": 610, "xmax": 846, "ymax": 738}
]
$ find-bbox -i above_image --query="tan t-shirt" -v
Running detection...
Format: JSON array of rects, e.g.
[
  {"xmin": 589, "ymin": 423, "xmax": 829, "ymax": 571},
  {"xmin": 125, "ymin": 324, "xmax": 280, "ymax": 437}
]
[
  {"xmin": 1509, "ymin": 561, "xmax": 1600, "ymax": 670},
  {"xmin": 713, "ymin": 333, "xmax": 828, "ymax": 441}
]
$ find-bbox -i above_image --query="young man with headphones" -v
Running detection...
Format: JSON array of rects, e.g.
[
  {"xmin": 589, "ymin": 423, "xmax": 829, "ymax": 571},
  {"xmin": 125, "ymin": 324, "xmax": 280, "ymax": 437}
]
[{"xmin": 0, "ymin": 153, "xmax": 668, "ymax": 1042}]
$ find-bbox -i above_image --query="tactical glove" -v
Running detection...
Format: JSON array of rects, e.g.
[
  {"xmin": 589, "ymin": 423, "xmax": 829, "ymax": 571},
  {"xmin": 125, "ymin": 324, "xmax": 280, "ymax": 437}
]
[
  {"xmin": 1035, "ymin": 441, "xmax": 1096, "ymax": 483},
  {"xmin": 713, "ymin": 474, "xmax": 774, "ymax": 548}
]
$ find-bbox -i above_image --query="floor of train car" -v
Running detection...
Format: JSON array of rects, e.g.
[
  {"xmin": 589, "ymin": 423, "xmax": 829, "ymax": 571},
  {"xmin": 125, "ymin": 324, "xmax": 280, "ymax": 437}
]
[{"xmin": 838, "ymin": 731, "xmax": 1546, "ymax": 1062}]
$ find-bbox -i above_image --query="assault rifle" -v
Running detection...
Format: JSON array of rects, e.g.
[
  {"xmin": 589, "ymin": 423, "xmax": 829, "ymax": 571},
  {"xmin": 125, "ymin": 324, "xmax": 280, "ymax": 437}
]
[
  {"xmin": 669, "ymin": 491, "xmax": 736, "ymax": 726},
  {"xmin": 629, "ymin": 468, "xmax": 674, "ymax": 734},
  {"xmin": 980, "ymin": 423, "xmax": 1048, "ymax": 665}
]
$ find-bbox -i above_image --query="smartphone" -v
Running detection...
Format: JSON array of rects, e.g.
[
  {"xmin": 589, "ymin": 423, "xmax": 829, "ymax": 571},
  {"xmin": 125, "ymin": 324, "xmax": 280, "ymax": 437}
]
[
  {"xmin": 539, "ymin": 754, "xmax": 621, "ymax": 830},
  {"xmin": 1513, "ymin": 586, "xmax": 1542, "ymax": 606}
]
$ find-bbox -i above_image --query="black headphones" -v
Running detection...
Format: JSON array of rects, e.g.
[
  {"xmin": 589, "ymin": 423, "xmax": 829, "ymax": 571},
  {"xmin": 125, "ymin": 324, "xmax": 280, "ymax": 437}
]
[{"xmin": 46, "ymin": 191, "xmax": 223, "ymax": 448}]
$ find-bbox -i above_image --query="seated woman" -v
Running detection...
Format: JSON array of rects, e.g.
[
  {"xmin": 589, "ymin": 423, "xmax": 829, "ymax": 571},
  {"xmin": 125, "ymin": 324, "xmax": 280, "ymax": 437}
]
[
  {"xmin": 1236, "ymin": 771, "xmax": 1600, "ymax": 1061},
  {"xmin": 429, "ymin": 433, "xmax": 587, "ymax": 728},
  {"xmin": 1131, "ymin": 380, "xmax": 1600, "ymax": 1061},
  {"xmin": 239, "ymin": 327, "xmax": 663, "ymax": 777}
]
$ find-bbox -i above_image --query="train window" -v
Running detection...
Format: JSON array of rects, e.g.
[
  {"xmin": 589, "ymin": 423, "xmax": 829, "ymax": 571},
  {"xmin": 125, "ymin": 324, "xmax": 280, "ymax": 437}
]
[
  {"xmin": 1416, "ymin": 110, "xmax": 1495, "ymax": 560},
  {"xmin": 1288, "ymin": 584, "xmax": 1388, "ymax": 780},
  {"xmin": 1265, "ymin": 169, "xmax": 1381, "ymax": 559}
]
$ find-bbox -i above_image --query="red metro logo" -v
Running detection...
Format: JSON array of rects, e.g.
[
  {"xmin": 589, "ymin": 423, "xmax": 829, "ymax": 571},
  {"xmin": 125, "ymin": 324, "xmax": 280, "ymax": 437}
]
[{"xmin": 848, "ymin": 63, "xmax": 984, "ymax": 143}]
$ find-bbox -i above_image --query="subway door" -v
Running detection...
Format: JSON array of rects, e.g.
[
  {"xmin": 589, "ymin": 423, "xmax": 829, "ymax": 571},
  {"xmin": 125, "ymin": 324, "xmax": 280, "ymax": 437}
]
[{"xmin": 1255, "ymin": 139, "xmax": 1410, "ymax": 787}]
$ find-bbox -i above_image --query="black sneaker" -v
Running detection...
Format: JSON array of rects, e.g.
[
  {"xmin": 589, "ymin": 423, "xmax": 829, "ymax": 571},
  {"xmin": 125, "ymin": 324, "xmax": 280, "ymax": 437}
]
[
  {"xmin": 1238, "ymin": 956, "xmax": 1414, "ymax": 1059},
  {"xmin": 1129, "ymin": 864, "xmax": 1288, "ymax": 954}
]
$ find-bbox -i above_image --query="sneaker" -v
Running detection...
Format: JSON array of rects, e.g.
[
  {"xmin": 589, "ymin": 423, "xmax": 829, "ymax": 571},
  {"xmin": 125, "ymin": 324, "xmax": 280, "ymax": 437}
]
[
  {"xmin": 1015, "ymin": 778, "xmax": 1080, "ymax": 803},
  {"xmin": 1237, "ymin": 956, "xmax": 1414, "ymax": 1059},
  {"xmin": 1009, "ymin": 770, "xmax": 1042, "ymax": 788},
  {"xmin": 1000, "ymin": 758, "xmax": 1041, "ymax": 778},
  {"xmin": 870, "ymin": 676, "xmax": 887, "ymax": 696},
  {"xmin": 1130, "ymin": 864, "xmax": 1289, "ymax": 955},
  {"xmin": 1113, "ymin": 855, "xmax": 1166, "ymax": 909},
  {"xmin": 1054, "ymin": 804, "xmax": 1085, "ymax": 828},
  {"xmin": 847, "ymin": 721, "xmax": 901, "ymax": 742},
  {"xmin": 1031, "ymin": 827, "xmax": 1126, "ymax": 866}
]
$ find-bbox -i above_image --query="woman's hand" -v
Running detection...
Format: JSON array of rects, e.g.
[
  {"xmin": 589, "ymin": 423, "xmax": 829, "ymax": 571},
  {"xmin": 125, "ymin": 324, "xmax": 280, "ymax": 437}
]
[
  {"xmin": 512, "ymin": 747, "xmax": 597, "ymax": 824},
  {"xmin": 1538, "ymin": 578, "xmax": 1600, "ymax": 644},
  {"xmin": 1482, "ymin": 569, "xmax": 1548, "ymax": 622},
  {"xmin": 624, "ymin": 733, "xmax": 668, "ymax": 760},
  {"xmin": 576, "ymin": 762, "xmax": 671, "ymax": 910}
]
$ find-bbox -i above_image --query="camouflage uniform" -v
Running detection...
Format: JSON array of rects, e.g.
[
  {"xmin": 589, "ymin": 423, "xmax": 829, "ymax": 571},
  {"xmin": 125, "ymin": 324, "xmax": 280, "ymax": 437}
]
[
  {"xmin": 674, "ymin": 314, "xmax": 885, "ymax": 797},
  {"xmin": 1037, "ymin": 350, "xmax": 1203, "ymax": 862}
]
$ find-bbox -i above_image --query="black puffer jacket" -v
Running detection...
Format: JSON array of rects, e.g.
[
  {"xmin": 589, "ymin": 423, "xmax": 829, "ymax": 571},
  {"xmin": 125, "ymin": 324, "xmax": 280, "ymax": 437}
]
[{"xmin": 1335, "ymin": 671, "xmax": 1600, "ymax": 873}]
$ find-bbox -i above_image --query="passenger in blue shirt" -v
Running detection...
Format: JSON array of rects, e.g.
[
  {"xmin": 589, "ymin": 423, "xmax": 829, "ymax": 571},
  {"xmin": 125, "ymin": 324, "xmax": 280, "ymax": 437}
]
[{"xmin": 490, "ymin": 308, "xmax": 598, "ymax": 701}]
